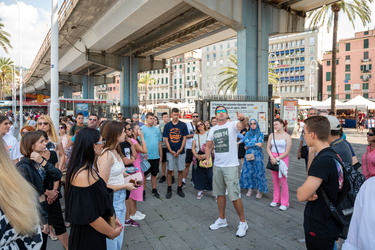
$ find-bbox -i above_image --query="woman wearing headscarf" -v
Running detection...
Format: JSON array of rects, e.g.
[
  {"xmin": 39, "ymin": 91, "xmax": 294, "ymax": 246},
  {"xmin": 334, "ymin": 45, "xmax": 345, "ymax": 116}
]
[{"xmin": 240, "ymin": 119, "xmax": 268, "ymax": 199}]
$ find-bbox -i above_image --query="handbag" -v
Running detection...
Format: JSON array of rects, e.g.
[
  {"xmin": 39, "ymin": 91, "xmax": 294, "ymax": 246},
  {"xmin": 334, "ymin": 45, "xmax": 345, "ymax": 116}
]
[
  {"xmin": 245, "ymin": 154, "xmax": 255, "ymax": 161},
  {"xmin": 140, "ymin": 160, "xmax": 151, "ymax": 172},
  {"xmin": 301, "ymin": 145, "xmax": 308, "ymax": 159},
  {"xmin": 266, "ymin": 133, "xmax": 280, "ymax": 171},
  {"xmin": 199, "ymin": 156, "xmax": 212, "ymax": 168}
]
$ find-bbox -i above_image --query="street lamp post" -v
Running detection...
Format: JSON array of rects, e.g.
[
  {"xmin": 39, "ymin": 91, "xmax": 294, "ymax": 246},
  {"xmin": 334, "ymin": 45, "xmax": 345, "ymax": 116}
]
[
  {"xmin": 268, "ymin": 52, "xmax": 280, "ymax": 97},
  {"xmin": 12, "ymin": 0, "xmax": 23, "ymax": 128},
  {"xmin": 194, "ymin": 69, "xmax": 202, "ymax": 100},
  {"xmin": 309, "ymin": 60, "xmax": 319, "ymax": 101}
]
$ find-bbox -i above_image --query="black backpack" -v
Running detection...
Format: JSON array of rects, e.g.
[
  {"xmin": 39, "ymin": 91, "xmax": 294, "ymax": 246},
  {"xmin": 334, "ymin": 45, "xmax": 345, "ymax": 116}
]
[{"xmin": 319, "ymin": 150, "xmax": 366, "ymax": 239}]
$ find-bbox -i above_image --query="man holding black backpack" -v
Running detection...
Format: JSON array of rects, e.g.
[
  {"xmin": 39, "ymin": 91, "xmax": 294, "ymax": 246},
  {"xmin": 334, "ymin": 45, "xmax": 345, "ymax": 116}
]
[{"xmin": 297, "ymin": 115, "xmax": 345, "ymax": 249}]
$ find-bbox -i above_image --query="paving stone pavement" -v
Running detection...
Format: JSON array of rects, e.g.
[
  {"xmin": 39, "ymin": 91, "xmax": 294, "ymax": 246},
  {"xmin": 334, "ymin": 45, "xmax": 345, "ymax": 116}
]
[{"xmin": 47, "ymin": 128, "xmax": 369, "ymax": 250}]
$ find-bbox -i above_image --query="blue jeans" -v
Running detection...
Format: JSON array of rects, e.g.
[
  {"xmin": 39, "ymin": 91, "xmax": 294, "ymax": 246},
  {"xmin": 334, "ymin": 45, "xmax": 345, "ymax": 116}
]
[{"xmin": 106, "ymin": 189, "xmax": 126, "ymax": 250}]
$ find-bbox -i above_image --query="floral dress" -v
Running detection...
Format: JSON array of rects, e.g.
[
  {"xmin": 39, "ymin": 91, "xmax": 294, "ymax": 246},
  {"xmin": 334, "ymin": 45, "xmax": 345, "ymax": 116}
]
[{"xmin": 239, "ymin": 131, "xmax": 269, "ymax": 193}]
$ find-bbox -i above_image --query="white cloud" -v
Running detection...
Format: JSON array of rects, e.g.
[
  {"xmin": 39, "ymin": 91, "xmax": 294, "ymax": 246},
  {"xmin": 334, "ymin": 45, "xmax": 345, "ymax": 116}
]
[{"xmin": 0, "ymin": 1, "xmax": 50, "ymax": 68}]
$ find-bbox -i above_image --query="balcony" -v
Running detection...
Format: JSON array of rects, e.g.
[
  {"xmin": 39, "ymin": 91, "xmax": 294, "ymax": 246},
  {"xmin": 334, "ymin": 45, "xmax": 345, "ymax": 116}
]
[{"xmin": 361, "ymin": 58, "xmax": 371, "ymax": 62}]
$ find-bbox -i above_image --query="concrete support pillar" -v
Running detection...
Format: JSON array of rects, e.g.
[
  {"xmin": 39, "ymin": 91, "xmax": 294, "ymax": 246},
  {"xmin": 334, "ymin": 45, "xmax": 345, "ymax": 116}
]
[
  {"xmin": 237, "ymin": 0, "xmax": 270, "ymax": 98},
  {"xmin": 82, "ymin": 76, "xmax": 95, "ymax": 99},
  {"xmin": 120, "ymin": 56, "xmax": 138, "ymax": 118},
  {"xmin": 63, "ymin": 85, "xmax": 73, "ymax": 98}
]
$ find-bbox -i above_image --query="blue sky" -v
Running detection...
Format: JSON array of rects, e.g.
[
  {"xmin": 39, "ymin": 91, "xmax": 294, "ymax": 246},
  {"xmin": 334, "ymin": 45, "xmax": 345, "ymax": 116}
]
[{"xmin": 1, "ymin": 0, "xmax": 375, "ymax": 68}]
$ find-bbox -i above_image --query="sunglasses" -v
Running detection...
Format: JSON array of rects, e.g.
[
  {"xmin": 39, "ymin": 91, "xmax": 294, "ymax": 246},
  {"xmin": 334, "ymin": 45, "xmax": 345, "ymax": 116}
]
[
  {"xmin": 38, "ymin": 122, "xmax": 49, "ymax": 126},
  {"xmin": 133, "ymin": 116, "xmax": 139, "ymax": 118},
  {"xmin": 89, "ymin": 118, "xmax": 97, "ymax": 121},
  {"xmin": 59, "ymin": 126, "xmax": 64, "ymax": 129},
  {"xmin": 126, "ymin": 128, "xmax": 132, "ymax": 131},
  {"xmin": 367, "ymin": 133, "xmax": 374, "ymax": 136},
  {"xmin": 216, "ymin": 110, "xmax": 227, "ymax": 113},
  {"xmin": 95, "ymin": 139, "xmax": 106, "ymax": 145},
  {"xmin": 192, "ymin": 115, "xmax": 199, "ymax": 118},
  {"xmin": 77, "ymin": 117, "xmax": 84, "ymax": 119},
  {"xmin": 250, "ymin": 123, "xmax": 256, "ymax": 125},
  {"xmin": 197, "ymin": 123, "xmax": 204, "ymax": 127}
]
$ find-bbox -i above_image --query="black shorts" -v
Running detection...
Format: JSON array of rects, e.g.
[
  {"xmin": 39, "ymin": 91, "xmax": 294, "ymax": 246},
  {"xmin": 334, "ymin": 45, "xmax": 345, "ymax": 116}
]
[
  {"xmin": 144, "ymin": 159, "xmax": 160, "ymax": 176},
  {"xmin": 185, "ymin": 149, "xmax": 193, "ymax": 164},
  {"xmin": 162, "ymin": 148, "xmax": 167, "ymax": 163}
]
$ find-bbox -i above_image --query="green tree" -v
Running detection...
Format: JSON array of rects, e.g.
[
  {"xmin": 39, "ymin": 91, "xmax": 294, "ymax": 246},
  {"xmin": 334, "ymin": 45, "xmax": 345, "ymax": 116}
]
[
  {"xmin": 0, "ymin": 19, "xmax": 12, "ymax": 54},
  {"xmin": 0, "ymin": 57, "xmax": 16, "ymax": 100},
  {"xmin": 218, "ymin": 55, "xmax": 237, "ymax": 95},
  {"xmin": 138, "ymin": 73, "xmax": 156, "ymax": 106},
  {"xmin": 218, "ymin": 55, "xmax": 279, "ymax": 95},
  {"xmin": 308, "ymin": 0, "xmax": 373, "ymax": 114}
]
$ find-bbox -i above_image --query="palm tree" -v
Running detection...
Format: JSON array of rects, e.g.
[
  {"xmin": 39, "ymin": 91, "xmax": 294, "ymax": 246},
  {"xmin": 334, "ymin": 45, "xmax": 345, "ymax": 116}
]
[
  {"xmin": 138, "ymin": 73, "xmax": 157, "ymax": 106},
  {"xmin": 218, "ymin": 55, "xmax": 237, "ymax": 95},
  {"xmin": 0, "ymin": 19, "xmax": 12, "ymax": 54},
  {"xmin": 0, "ymin": 57, "xmax": 16, "ymax": 100},
  {"xmin": 308, "ymin": 0, "xmax": 373, "ymax": 114},
  {"xmin": 218, "ymin": 55, "xmax": 279, "ymax": 95}
]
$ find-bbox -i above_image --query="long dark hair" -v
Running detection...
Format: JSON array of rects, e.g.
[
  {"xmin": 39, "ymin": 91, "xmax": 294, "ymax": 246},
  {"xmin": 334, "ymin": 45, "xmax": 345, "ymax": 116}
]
[{"xmin": 65, "ymin": 128, "xmax": 101, "ymax": 197}]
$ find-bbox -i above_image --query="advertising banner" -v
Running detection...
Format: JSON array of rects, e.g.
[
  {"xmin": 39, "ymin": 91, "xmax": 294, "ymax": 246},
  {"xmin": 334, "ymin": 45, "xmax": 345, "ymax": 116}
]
[
  {"xmin": 282, "ymin": 100, "xmax": 298, "ymax": 127},
  {"xmin": 209, "ymin": 101, "xmax": 269, "ymax": 134}
]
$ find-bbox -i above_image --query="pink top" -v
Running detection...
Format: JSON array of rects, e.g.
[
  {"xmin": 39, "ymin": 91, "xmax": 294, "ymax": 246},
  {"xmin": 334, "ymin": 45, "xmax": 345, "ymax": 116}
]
[
  {"xmin": 129, "ymin": 138, "xmax": 144, "ymax": 201},
  {"xmin": 362, "ymin": 145, "xmax": 375, "ymax": 179}
]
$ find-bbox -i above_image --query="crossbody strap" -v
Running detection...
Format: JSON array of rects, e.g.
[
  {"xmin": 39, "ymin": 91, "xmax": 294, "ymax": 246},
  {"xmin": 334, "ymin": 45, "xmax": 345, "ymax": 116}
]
[{"xmin": 272, "ymin": 133, "xmax": 280, "ymax": 155}]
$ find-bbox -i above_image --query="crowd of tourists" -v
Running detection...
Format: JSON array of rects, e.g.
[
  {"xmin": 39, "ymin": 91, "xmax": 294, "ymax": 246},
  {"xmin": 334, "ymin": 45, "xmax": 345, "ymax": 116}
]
[{"xmin": 0, "ymin": 105, "xmax": 374, "ymax": 250}]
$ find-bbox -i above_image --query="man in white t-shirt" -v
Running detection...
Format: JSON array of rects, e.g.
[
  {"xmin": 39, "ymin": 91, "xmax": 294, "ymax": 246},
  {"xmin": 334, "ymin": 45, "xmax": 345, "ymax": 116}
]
[{"xmin": 203, "ymin": 106, "xmax": 248, "ymax": 237}]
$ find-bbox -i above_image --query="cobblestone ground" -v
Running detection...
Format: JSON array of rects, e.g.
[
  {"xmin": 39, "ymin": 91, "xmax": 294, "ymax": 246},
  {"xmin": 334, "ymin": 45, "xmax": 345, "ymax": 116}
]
[{"xmin": 47, "ymin": 128, "xmax": 368, "ymax": 250}]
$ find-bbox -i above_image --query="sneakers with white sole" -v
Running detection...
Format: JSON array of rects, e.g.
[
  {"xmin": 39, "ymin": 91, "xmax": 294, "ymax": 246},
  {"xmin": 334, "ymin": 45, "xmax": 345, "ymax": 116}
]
[
  {"xmin": 130, "ymin": 213, "xmax": 145, "ymax": 221},
  {"xmin": 135, "ymin": 211, "xmax": 146, "ymax": 219},
  {"xmin": 209, "ymin": 218, "xmax": 228, "ymax": 230},
  {"xmin": 279, "ymin": 205, "xmax": 288, "ymax": 211},
  {"xmin": 236, "ymin": 221, "xmax": 249, "ymax": 237},
  {"xmin": 270, "ymin": 202, "xmax": 279, "ymax": 207}
]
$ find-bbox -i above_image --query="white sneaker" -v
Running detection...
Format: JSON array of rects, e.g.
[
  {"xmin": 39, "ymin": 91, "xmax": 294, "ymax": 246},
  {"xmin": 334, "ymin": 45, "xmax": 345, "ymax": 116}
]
[
  {"xmin": 146, "ymin": 175, "xmax": 151, "ymax": 181},
  {"xmin": 236, "ymin": 221, "xmax": 249, "ymax": 237},
  {"xmin": 270, "ymin": 202, "xmax": 279, "ymax": 207},
  {"xmin": 135, "ymin": 211, "xmax": 146, "ymax": 219},
  {"xmin": 209, "ymin": 218, "xmax": 228, "ymax": 230},
  {"xmin": 130, "ymin": 213, "xmax": 145, "ymax": 221},
  {"xmin": 279, "ymin": 205, "xmax": 288, "ymax": 211}
]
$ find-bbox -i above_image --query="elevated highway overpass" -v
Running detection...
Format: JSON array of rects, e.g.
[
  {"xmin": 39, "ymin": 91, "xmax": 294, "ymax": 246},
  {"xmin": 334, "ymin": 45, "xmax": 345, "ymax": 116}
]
[{"xmin": 23, "ymin": 0, "xmax": 338, "ymax": 116}]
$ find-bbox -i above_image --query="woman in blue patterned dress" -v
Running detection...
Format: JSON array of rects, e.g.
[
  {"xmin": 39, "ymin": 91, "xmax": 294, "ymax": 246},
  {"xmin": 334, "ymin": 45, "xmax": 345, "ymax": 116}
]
[{"xmin": 240, "ymin": 119, "xmax": 268, "ymax": 198}]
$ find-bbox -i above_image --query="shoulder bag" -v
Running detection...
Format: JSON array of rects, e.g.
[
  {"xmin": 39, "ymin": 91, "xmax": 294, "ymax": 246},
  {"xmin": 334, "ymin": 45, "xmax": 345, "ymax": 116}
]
[
  {"xmin": 266, "ymin": 133, "xmax": 280, "ymax": 171},
  {"xmin": 197, "ymin": 134, "xmax": 212, "ymax": 168}
]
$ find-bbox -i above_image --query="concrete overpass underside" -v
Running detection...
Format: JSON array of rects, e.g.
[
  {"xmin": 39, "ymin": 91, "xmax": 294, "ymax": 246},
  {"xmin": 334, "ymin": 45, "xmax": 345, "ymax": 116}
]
[{"xmin": 22, "ymin": 0, "xmax": 338, "ymax": 104}]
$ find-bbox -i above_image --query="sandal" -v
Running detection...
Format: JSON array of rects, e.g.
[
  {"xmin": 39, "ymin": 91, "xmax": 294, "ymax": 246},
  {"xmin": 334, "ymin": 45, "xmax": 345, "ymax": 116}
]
[{"xmin": 246, "ymin": 189, "xmax": 252, "ymax": 197}]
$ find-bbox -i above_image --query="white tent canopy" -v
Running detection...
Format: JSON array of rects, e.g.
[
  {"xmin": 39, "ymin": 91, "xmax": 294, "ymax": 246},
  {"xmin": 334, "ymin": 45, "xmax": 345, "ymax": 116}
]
[
  {"xmin": 313, "ymin": 97, "xmax": 344, "ymax": 109},
  {"xmin": 339, "ymin": 95, "xmax": 375, "ymax": 110}
]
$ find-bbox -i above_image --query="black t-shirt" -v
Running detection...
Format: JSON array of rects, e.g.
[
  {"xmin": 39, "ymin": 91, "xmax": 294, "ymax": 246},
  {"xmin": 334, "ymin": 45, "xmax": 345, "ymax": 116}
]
[
  {"xmin": 119, "ymin": 141, "xmax": 133, "ymax": 168},
  {"xmin": 304, "ymin": 147, "xmax": 342, "ymax": 239},
  {"xmin": 119, "ymin": 141, "xmax": 132, "ymax": 200}
]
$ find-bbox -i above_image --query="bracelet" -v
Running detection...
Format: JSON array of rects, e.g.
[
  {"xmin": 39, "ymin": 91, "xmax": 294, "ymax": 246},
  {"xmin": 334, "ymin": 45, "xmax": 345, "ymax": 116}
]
[
  {"xmin": 276, "ymin": 157, "xmax": 280, "ymax": 161},
  {"xmin": 239, "ymin": 118, "xmax": 245, "ymax": 122},
  {"xmin": 39, "ymin": 158, "xmax": 45, "ymax": 165}
]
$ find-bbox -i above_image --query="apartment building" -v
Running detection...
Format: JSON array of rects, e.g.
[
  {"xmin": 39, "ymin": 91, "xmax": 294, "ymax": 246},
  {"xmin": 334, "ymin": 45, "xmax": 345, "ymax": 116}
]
[
  {"xmin": 322, "ymin": 29, "xmax": 375, "ymax": 101},
  {"xmin": 269, "ymin": 29, "xmax": 324, "ymax": 100}
]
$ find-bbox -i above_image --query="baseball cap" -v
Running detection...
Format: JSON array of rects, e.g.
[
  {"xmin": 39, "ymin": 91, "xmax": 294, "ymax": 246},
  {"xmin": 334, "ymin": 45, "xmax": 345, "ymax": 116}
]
[{"xmin": 325, "ymin": 115, "xmax": 341, "ymax": 130}]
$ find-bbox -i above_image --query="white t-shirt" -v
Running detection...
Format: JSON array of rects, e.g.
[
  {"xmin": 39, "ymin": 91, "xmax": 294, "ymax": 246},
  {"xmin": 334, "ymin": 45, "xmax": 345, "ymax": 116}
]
[
  {"xmin": 185, "ymin": 122, "xmax": 196, "ymax": 149},
  {"xmin": 193, "ymin": 132, "xmax": 208, "ymax": 152},
  {"xmin": 3, "ymin": 134, "xmax": 22, "ymax": 161},
  {"xmin": 207, "ymin": 121, "xmax": 239, "ymax": 167}
]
